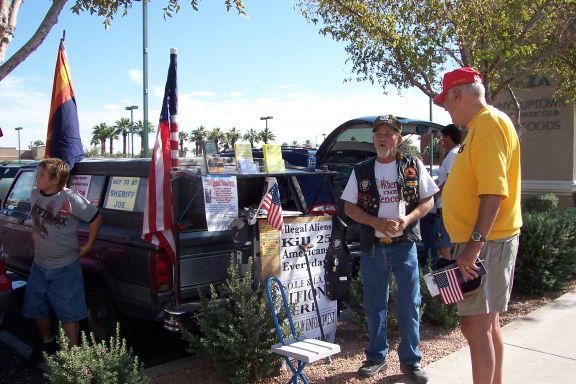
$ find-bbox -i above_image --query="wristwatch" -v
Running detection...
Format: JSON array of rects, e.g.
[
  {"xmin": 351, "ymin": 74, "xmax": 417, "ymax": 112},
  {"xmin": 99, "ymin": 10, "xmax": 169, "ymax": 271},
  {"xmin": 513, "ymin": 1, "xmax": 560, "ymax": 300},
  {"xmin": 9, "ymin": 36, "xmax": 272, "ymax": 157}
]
[{"xmin": 470, "ymin": 231, "xmax": 486, "ymax": 242}]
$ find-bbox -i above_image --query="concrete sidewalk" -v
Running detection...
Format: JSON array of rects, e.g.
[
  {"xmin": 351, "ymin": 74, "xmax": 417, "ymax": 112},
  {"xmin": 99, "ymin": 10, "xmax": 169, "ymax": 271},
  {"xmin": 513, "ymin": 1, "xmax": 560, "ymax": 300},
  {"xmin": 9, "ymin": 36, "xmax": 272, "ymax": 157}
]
[{"xmin": 423, "ymin": 290, "xmax": 576, "ymax": 383}]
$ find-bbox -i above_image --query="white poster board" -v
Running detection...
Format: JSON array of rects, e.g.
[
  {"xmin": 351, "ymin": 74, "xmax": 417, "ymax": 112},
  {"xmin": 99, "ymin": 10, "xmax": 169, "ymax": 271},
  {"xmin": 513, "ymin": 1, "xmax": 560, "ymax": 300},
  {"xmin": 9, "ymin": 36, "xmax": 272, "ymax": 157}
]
[
  {"xmin": 279, "ymin": 216, "xmax": 337, "ymax": 342},
  {"xmin": 104, "ymin": 176, "xmax": 140, "ymax": 211},
  {"xmin": 202, "ymin": 175, "xmax": 238, "ymax": 231}
]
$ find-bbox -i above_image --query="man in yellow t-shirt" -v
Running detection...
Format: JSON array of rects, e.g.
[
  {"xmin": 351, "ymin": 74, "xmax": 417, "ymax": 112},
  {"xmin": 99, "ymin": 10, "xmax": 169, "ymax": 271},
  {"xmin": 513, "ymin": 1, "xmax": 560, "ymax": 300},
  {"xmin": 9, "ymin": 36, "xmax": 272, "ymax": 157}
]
[{"xmin": 434, "ymin": 67, "xmax": 521, "ymax": 384}]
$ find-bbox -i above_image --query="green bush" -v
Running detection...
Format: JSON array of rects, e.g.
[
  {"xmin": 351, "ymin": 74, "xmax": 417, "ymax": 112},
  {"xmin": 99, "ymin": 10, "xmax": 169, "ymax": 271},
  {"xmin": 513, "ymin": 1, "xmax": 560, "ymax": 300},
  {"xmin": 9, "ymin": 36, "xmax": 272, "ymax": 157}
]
[
  {"xmin": 181, "ymin": 257, "xmax": 281, "ymax": 384},
  {"xmin": 46, "ymin": 325, "xmax": 148, "ymax": 384},
  {"xmin": 515, "ymin": 209, "xmax": 576, "ymax": 294},
  {"xmin": 523, "ymin": 193, "xmax": 559, "ymax": 212}
]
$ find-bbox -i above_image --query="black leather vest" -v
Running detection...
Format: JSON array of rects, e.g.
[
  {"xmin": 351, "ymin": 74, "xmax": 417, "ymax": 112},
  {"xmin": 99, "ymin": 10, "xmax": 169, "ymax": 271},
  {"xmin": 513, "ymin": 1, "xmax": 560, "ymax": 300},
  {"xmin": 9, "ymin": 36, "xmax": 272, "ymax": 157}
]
[{"xmin": 354, "ymin": 153, "xmax": 422, "ymax": 251}]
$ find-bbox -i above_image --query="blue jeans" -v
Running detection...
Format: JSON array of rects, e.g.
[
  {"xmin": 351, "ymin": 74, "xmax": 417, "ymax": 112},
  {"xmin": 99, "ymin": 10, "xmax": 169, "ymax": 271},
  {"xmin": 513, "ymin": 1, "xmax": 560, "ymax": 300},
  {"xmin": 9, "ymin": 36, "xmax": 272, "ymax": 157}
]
[{"xmin": 360, "ymin": 242, "xmax": 422, "ymax": 364}]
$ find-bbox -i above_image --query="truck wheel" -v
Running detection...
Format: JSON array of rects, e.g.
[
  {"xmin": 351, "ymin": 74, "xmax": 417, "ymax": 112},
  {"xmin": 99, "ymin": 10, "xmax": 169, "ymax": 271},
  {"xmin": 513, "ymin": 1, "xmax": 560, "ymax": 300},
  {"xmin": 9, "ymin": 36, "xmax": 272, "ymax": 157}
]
[{"xmin": 85, "ymin": 278, "xmax": 118, "ymax": 340}]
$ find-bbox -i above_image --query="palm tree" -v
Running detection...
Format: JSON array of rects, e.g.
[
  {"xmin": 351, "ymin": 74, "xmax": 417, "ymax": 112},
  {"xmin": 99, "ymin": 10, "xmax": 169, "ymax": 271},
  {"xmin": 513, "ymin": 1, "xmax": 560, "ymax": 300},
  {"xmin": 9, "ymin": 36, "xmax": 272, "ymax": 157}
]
[
  {"xmin": 226, "ymin": 127, "xmax": 242, "ymax": 150},
  {"xmin": 114, "ymin": 117, "xmax": 132, "ymax": 157},
  {"xmin": 134, "ymin": 120, "xmax": 156, "ymax": 156},
  {"xmin": 243, "ymin": 128, "xmax": 261, "ymax": 148},
  {"xmin": 178, "ymin": 131, "xmax": 190, "ymax": 156},
  {"xmin": 190, "ymin": 125, "xmax": 207, "ymax": 156},
  {"xmin": 260, "ymin": 127, "xmax": 276, "ymax": 144},
  {"xmin": 107, "ymin": 125, "xmax": 119, "ymax": 156},
  {"xmin": 207, "ymin": 127, "xmax": 225, "ymax": 152},
  {"xmin": 91, "ymin": 122, "xmax": 111, "ymax": 156}
]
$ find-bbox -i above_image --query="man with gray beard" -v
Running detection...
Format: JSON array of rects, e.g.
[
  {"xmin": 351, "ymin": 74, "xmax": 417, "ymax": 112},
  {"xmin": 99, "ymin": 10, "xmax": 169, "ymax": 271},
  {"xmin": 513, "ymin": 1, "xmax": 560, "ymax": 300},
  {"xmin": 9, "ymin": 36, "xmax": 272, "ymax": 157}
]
[{"xmin": 341, "ymin": 115, "xmax": 438, "ymax": 383}]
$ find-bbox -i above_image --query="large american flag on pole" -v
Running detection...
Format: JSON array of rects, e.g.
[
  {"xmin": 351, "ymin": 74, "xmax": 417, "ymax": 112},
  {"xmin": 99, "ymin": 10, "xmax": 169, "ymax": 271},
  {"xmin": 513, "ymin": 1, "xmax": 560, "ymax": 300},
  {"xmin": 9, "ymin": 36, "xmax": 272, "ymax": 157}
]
[
  {"xmin": 434, "ymin": 267, "xmax": 464, "ymax": 304},
  {"xmin": 142, "ymin": 48, "xmax": 179, "ymax": 263},
  {"xmin": 260, "ymin": 177, "xmax": 284, "ymax": 232}
]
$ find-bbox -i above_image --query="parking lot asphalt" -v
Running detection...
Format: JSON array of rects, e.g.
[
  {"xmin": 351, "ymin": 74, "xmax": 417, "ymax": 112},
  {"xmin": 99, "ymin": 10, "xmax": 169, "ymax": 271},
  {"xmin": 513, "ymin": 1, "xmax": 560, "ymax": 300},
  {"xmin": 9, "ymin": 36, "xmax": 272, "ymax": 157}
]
[{"xmin": 0, "ymin": 282, "xmax": 47, "ymax": 384}]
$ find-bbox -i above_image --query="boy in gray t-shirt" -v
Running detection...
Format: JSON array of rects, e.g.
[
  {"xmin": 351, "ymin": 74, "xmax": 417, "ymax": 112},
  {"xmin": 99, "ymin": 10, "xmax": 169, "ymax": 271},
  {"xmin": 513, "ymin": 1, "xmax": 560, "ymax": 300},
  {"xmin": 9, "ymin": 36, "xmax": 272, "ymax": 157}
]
[{"xmin": 23, "ymin": 158, "xmax": 102, "ymax": 355}]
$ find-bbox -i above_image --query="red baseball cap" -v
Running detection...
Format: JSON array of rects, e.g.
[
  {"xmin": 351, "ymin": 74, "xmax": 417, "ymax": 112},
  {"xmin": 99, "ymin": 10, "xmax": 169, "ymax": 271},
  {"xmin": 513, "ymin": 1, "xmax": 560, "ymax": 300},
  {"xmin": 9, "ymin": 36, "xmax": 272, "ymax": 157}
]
[{"xmin": 433, "ymin": 67, "xmax": 483, "ymax": 105}]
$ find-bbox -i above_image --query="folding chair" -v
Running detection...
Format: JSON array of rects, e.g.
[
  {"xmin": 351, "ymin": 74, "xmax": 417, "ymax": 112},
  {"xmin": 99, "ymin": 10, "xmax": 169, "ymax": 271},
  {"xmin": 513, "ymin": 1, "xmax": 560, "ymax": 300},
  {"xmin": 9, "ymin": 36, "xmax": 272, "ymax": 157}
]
[{"xmin": 265, "ymin": 276, "xmax": 340, "ymax": 384}]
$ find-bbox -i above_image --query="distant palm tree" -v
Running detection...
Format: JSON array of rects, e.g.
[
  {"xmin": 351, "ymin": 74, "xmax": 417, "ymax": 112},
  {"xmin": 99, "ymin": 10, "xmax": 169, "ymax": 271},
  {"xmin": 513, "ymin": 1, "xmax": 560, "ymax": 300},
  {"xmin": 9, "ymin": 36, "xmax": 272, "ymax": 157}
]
[
  {"xmin": 33, "ymin": 140, "xmax": 45, "ymax": 147},
  {"xmin": 91, "ymin": 122, "xmax": 111, "ymax": 156},
  {"xmin": 190, "ymin": 125, "xmax": 207, "ymax": 156},
  {"xmin": 226, "ymin": 127, "xmax": 242, "ymax": 149},
  {"xmin": 178, "ymin": 131, "xmax": 190, "ymax": 155},
  {"xmin": 260, "ymin": 127, "xmax": 275, "ymax": 144},
  {"xmin": 134, "ymin": 120, "xmax": 156, "ymax": 156},
  {"xmin": 114, "ymin": 117, "xmax": 132, "ymax": 157},
  {"xmin": 107, "ymin": 125, "xmax": 119, "ymax": 155},
  {"xmin": 207, "ymin": 127, "xmax": 225, "ymax": 152},
  {"xmin": 243, "ymin": 128, "xmax": 260, "ymax": 148}
]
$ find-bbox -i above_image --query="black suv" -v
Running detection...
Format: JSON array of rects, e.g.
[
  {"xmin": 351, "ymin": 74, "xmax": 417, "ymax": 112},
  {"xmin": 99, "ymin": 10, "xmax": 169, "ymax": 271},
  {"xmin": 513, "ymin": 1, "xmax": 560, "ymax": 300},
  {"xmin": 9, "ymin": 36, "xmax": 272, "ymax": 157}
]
[{"xmin": 0, "ymin": 158, "xmax": 336, "ymax": 337}]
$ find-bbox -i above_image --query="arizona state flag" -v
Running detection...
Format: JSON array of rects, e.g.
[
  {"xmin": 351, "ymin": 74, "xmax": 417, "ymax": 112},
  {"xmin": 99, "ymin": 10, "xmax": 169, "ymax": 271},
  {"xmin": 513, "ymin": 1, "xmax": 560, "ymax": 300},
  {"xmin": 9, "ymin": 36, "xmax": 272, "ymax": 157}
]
[{"xmin": 45, "ymin": 38, "xmax": 84, "ymax": 168}]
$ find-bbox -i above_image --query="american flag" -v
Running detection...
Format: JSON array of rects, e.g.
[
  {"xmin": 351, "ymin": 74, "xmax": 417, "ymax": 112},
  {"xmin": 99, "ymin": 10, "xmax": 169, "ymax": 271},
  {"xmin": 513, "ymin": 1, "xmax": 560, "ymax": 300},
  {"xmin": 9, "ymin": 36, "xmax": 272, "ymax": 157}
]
[
  {"xmin": 142, "ymin": 49, "xmax": 179, "ymax": 263},
  {"xmin": 260, "ymin": 177, "xmax": 284, "ymax": 232},
  {"xmin": 434, "ymin": 267, "xmax": 464, "ymax": 304}
]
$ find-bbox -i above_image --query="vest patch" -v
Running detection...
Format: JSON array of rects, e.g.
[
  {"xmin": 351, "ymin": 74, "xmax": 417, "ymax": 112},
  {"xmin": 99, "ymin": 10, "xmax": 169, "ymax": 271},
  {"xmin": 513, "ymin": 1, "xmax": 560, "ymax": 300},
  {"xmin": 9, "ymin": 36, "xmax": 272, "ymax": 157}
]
[{"xmin": 359, "ymin": 179, "xmax": 371, "ymax": 192}]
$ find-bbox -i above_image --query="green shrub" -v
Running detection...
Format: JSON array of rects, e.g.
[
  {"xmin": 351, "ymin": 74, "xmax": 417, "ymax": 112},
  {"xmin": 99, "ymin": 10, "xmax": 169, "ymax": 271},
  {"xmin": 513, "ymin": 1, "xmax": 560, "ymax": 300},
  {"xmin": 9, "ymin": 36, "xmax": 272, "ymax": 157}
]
[
  {"xmin": 181, "ymin": 257, "xmax": 281, "ymax": 384},
  {"xmin": 515, "ymin": 209, "xmax": 576, "ymax": 294},
  {"xmin": 523, "ymin": 193, "xmax": 559, "ymax": 212},
  {"xmin": 46, "ymin": 325, "xmax": 148, "ymax": 384}
]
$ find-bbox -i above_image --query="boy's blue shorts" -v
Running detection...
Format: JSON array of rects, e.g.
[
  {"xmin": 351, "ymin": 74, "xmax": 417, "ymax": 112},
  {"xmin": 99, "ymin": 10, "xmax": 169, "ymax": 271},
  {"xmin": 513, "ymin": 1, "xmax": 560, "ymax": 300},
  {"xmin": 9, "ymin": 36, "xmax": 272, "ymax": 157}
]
[{"xmin": 23, "ymin": 259, "xmax": 88, "ymax": 323}]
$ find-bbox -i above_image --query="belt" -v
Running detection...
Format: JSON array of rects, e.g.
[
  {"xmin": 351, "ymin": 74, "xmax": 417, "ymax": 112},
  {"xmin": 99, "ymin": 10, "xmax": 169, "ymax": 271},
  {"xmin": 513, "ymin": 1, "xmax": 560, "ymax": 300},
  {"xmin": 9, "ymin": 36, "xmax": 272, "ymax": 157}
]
[{"xmin": 375, "ymin": 234, "xmax": 410, "ymax": 245}]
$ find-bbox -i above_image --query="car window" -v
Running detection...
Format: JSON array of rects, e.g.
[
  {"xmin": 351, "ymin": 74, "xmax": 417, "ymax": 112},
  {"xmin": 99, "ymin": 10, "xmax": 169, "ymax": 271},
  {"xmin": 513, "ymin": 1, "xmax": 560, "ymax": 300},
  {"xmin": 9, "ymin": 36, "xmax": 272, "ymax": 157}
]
[
  {"xmin": 336, "ymin": 125, "xmax": 373, "ymax": 145},
  {"xmin": 103, "ymin": 176, "xmax": 148, "ymax": 212},
  {"xmin": 4, "ymin": 170, "xmax": 35, "ymax": 212}
]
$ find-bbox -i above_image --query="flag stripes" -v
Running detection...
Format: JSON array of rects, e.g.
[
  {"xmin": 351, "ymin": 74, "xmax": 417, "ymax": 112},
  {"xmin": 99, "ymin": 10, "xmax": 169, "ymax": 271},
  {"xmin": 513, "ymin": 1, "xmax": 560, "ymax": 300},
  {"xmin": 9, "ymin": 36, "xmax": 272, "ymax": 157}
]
[
  {"xmin": 142, "ymin": 49, "xmax": 179, "ymax": 263},
  {"xmin": 434, "ymin": 267, "xmax": 464, "ymax": 304},
  {"xmin": 261, "ymin": 177, "xmax": 284, "ymax": 231}
]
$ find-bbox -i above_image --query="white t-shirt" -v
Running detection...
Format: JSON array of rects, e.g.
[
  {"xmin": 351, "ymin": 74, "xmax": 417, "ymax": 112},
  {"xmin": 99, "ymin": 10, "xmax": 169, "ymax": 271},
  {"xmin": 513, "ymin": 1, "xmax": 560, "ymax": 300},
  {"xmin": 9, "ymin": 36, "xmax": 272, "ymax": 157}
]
[
  {"xmin": 436, "ymin": 145, "xmax": 459, "ymax": 209},
  {"xmin": 341, "ymin": 157, "xmax": 439, "ymax": 237}
]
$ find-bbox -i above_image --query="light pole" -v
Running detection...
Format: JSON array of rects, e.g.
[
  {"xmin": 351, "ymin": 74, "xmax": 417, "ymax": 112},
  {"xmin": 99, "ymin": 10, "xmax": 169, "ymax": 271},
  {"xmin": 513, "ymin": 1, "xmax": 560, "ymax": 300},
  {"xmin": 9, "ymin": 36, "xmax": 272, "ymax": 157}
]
[
  {"xmin": 125, "ymin": 105, "xmax": 138, "ymax": 158},
  {"xmin": 260, "ymin": 116, "xmax": 273, "ymax": 130},
  {"xmin": 14, "ymin": 127, "xmax": 22, "ymax": 163}
]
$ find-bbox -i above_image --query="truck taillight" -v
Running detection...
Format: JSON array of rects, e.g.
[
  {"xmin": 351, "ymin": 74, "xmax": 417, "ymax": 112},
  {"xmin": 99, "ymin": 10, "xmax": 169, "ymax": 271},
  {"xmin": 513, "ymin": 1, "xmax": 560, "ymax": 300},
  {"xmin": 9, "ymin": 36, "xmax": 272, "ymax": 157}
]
[
  {"xmin": 151, "ymin": 252, "xmax": 172, "ymax": 293},
  {"xmin": 309, "ymin": 203, "xmax": 338, "ymax": 216}
]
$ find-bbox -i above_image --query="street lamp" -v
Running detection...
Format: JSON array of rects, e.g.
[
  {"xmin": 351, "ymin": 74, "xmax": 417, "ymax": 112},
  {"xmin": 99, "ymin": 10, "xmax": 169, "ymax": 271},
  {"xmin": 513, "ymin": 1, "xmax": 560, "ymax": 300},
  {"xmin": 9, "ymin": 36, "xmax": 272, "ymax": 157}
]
[
  {"xmin": 125, "ymin": 105, "xmax": 138, "ymax": 158},
  {"xmin": 260, "ymin": 116, "xmax": 273, "ymax": 130},
  {"xmin": 14, "ymin": 127, "xmax": 22, "ymax": 163}
]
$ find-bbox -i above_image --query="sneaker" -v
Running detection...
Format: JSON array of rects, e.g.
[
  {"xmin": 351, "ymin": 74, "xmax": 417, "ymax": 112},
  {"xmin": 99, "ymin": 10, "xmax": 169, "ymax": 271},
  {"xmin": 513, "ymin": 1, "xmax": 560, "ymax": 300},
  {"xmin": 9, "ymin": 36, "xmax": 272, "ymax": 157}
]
[
  {"xmin": 400, "ymin": 363, "xmax": 429, "ymax": 384},
  {"xmin": 28, "ymin": 340, "xmax": 59, "ymax": 364},
  {"xmin": 357, "ymin": 360, "xmax": 388, "ymax": 377}
]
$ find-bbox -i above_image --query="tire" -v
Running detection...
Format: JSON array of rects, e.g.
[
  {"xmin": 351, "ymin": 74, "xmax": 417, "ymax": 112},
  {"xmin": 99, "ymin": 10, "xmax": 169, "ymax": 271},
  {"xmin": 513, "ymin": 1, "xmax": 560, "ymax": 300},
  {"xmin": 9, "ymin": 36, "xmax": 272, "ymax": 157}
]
[{"xmin": 85, "ymin": 278, "xmax": 119, "ymax": 340}]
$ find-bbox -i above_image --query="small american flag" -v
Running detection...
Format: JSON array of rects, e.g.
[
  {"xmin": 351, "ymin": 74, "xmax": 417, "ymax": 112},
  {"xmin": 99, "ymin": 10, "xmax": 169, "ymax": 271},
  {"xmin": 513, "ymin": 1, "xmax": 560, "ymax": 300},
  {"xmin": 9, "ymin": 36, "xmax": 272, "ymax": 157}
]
[
  {"xmin": 261, "ymin": 177, "xmax": 284, "ymax": 232},
  {"xmin": 434, "ymin": 268, "xmax": 464, "ymax": 304}
]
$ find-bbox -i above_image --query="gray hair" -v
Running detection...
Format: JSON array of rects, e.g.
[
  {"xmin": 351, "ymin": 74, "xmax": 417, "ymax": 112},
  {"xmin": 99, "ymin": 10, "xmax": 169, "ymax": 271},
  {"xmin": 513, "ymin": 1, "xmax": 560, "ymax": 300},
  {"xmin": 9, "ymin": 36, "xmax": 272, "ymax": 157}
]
[{"xmin": 459, "ymin": 82, "xmax": 485, "ymax": 101}]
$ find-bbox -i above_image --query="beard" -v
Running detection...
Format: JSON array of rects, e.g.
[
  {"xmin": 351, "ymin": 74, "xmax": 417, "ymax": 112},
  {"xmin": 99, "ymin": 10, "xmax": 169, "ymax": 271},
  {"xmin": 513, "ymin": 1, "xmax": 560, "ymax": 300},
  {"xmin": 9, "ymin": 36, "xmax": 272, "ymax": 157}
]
[{"xmin": 376, "ymin": 145, "xmax": 394, "ymax": 158}]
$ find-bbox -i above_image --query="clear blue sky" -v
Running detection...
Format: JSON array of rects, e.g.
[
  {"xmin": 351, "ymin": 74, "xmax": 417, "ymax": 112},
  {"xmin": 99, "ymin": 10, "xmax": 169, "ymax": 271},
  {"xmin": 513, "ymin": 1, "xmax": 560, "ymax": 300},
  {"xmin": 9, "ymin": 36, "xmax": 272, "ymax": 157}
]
[{"xmin": 0, "ymin": 1, "xmax": 451, "ymax": 152}]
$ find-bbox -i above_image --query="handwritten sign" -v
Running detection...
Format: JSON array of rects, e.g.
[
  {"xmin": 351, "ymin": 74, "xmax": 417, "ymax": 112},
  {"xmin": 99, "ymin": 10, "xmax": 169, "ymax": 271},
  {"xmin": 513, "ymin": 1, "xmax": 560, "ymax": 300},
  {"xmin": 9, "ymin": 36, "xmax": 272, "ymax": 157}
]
[
  {"xmin": 69, "ymin": 175, "xmax": 91, "ymax": 198},
  {"xmin": 104, "ymin": 176, "xmax": 140, "ymax": 211}
]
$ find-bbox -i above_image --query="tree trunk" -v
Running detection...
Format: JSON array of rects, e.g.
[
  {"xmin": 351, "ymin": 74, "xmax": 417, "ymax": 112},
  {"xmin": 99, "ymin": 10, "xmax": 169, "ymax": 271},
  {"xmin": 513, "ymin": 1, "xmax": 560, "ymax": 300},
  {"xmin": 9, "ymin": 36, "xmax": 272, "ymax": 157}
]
[
  {"xmin": 100, "ymin": 138, "xmax": 106, "ymax": 156},
  {"xmin": 0, "ymin": 0, "xmax": 67, "ymax": 80}
]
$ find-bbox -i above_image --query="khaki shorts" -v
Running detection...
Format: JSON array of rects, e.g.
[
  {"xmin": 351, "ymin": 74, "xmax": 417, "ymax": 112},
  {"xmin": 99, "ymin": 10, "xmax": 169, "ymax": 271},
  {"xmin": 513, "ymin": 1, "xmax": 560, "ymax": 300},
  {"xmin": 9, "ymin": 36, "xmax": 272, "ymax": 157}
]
[{"xmin": 452, "ymin": 234, "xmax": 519, "ymax": 316}]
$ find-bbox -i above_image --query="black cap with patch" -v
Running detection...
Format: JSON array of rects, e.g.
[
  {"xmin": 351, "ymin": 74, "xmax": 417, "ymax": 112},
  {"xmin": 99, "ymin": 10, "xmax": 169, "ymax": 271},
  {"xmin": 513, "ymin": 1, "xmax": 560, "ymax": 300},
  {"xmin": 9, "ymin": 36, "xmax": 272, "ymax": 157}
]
[{"xmin": 373, "ymin": 115, "xmax": 402, "ymax": 133}]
